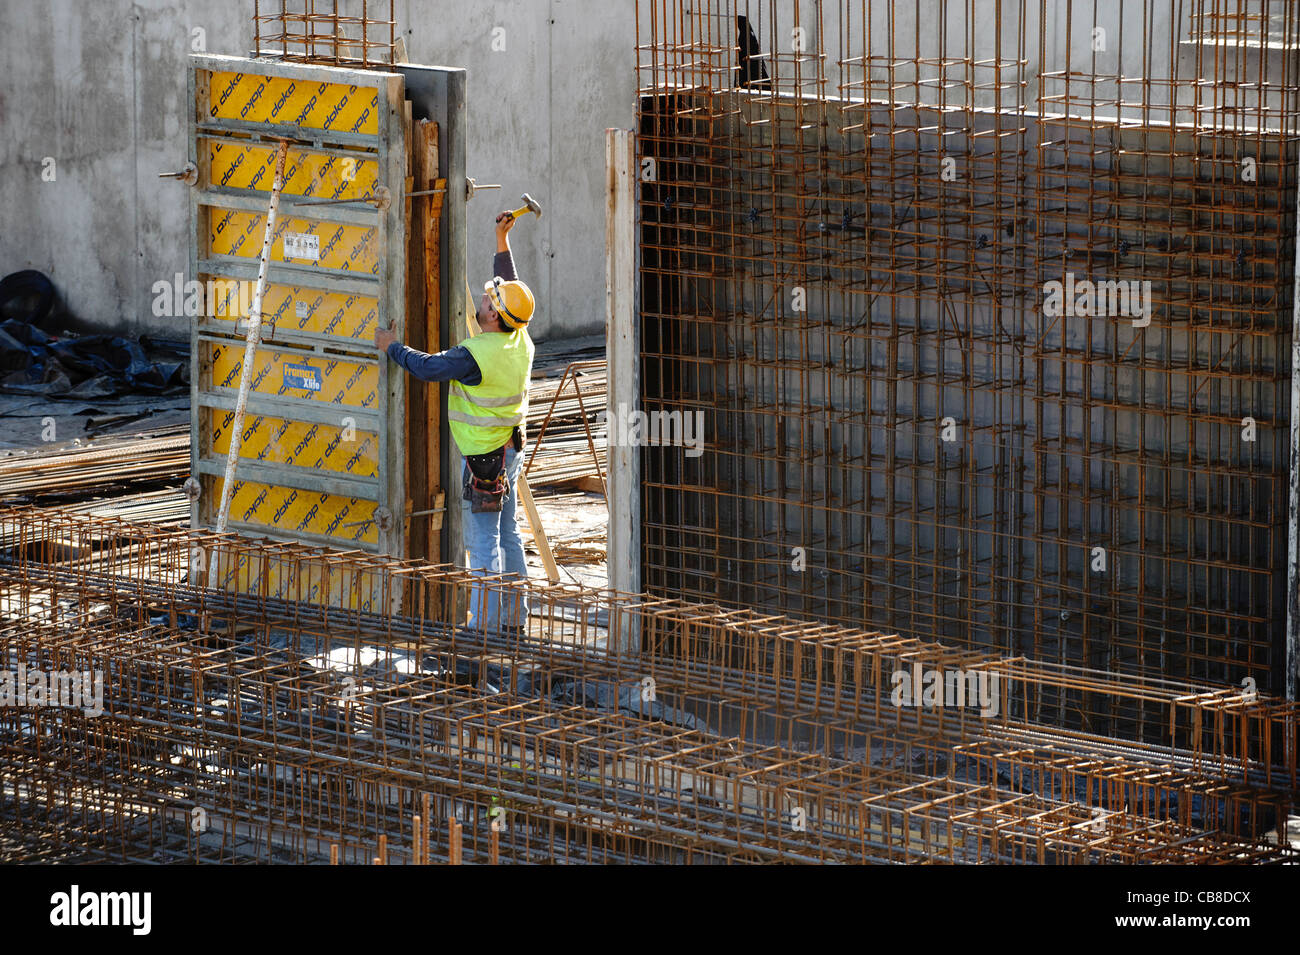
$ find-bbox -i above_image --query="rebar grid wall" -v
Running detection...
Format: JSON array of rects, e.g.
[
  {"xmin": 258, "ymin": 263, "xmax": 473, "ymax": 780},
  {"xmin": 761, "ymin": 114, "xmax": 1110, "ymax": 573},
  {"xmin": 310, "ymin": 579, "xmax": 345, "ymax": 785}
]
[
  {"xmin": 1, "ymin": 508, "xmax": 1296, "ymax": 863},
  {"xmin": 253, "ymin": 0, "xmax": 397, "ymax": 67},
  {"xmin": 634, "ymin": 0, "xmax": 1300, "ymax": 706}
]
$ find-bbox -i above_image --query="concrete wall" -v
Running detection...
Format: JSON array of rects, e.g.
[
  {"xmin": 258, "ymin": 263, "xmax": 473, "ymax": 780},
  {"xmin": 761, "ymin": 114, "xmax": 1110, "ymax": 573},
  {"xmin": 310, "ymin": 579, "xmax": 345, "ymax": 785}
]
[
  {"xmin": 0, "ymin": 0, "xmax": 636, "ymax": 341},
  {"xmin": 406, "ymin": 0, "xmax": 635, "ymax": 340},
  {"xmin": 0, "ymin": 1, "xmax": 252, "ymax": 339},
  {"xmin": 0, "ymin": 1, "xmax": 1246, "ymax": 342}
]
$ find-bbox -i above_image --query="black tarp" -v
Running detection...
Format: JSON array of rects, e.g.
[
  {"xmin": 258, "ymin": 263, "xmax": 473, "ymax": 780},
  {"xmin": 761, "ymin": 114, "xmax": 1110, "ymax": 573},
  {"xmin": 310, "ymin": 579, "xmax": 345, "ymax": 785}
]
[{"xmin": 0, "ymin": 317, "xmax": 188, "ymax": 398}]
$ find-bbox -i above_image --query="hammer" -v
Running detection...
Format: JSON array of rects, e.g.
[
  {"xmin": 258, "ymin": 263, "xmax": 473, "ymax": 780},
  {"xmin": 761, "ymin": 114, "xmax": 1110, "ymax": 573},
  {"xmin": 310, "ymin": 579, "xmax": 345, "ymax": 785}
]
[{"xmin": 504, "ymin": 193, "xmax": 543, "ymax": 221}]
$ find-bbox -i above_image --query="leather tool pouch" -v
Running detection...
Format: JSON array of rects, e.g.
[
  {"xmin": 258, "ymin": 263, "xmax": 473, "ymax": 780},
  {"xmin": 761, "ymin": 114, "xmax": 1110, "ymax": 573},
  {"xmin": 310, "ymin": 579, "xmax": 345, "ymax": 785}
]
[{"xmin": 463, "ymin": 445, "xmax": 508, "ymax": 513}]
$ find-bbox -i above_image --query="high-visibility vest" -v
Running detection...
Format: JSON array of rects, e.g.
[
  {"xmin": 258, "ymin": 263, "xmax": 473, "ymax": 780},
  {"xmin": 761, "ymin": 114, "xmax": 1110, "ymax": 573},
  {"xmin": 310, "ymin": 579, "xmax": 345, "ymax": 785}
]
[{"xmin": 447, "ymin": 329, "xmax": 534, "ymax": 456}]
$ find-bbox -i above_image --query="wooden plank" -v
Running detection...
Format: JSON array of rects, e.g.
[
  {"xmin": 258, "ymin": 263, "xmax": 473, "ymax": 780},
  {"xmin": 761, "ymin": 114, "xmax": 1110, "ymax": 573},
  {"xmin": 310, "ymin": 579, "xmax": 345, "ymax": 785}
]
[
  {"xmin": 403, "ymin": 99, "xmax": 428, "ymax": 566},
  {"xmin": 428, "ymin": 490, "xmax": 445, "ymax": 531},
  {"xmin": 518, "ymin": 476, "xmax": 559, "ymax": 583},
  {"xmin": 566, "ymin": 475, "xmax": 607, "ymax": 495},
  {"xmin": 422, "ymin": 119, "xmax": 443, "ymax": 572},
  {"xmin": 606, "ymin": 128, "xmax": 640, "ymax": 656},
  {"xmin": 441, "ymin": 70, "xmax": 467, "ymax": 586}
]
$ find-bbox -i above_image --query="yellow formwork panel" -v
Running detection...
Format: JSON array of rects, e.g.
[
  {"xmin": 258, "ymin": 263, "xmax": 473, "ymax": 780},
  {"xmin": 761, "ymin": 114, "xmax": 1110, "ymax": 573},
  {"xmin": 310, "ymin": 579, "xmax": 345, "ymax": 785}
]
[
  {"xmin": 205, "ymin": 408, "xmax": 380, "ymax": 479},
  {"xmin": 208, "ymin": 71, "xmax": 379, "ymax": 136},
  {"xmin": 201, "ymin": 277, "xmax": 379, "ymax": 341},
  {"xmin": 204, "ymin": 473, "xmax": 378, "ymax": 547},
  {"xmin": 206, "ymin": 341, "xmax": 379, "ymax": 410},
  {"xmin": 209, "ymin": 140, "xmax": 379, "ymax": 199},
  {"xmin": 209, "ymin": 548, "xmax": 386, "ymax": 612},
  {"xmin": 209, "ymin": 209, "xmax": 378, "ymax": 274}
]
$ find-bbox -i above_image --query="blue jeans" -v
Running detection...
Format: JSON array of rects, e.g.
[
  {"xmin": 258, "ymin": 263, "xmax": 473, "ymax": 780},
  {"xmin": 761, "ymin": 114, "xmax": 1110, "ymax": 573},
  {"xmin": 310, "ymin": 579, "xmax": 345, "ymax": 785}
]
[{"xmin": 461, "ymin": 445, "xmax": 529, "ymax": 630}]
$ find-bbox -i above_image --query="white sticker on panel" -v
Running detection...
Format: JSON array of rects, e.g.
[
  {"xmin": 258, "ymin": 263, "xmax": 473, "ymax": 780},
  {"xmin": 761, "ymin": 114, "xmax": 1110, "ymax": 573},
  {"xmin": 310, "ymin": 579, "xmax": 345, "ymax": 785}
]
[{"xmin": 283, "ymin": 233, "xmax": 320, "ymax": 261}]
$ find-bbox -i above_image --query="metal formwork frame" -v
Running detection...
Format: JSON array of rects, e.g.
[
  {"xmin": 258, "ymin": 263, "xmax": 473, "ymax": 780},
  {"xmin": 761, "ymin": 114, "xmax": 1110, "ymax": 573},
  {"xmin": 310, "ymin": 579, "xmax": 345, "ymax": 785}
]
[{"xmin": 187, "ymin": 54, "xmax": 408, "ymax": 574}]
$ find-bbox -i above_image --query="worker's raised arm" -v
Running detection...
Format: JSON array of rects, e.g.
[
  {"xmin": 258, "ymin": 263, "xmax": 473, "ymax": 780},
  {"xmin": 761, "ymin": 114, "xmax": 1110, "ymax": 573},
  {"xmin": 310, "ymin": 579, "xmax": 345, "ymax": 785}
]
[{"xmin": 494, "ymin": 211, "xmax": 519, "ymax": 282}]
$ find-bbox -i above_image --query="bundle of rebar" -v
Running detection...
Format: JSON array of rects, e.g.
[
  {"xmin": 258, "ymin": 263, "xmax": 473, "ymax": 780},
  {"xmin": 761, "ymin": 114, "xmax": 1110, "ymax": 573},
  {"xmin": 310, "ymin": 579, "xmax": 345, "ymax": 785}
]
[{"xmin": 0, "ymin": 427, "xmax": 187, "ymax": 503}]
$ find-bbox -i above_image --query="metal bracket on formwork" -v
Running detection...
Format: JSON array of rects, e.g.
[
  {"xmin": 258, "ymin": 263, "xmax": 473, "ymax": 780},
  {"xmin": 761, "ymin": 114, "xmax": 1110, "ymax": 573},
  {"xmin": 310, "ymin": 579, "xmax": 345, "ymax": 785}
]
[
  {"xmin": 295, "ymin": 185, "xmax": 393, "ymax": 211},
  {"xmin": 296, "ymin": 177, "xmax": 498, "ymax": 208},
  {"xmin": 408, "ymin": 176, "xmax": 498, "ymax": 201},
  {"xmin": 182, "ymin": 476, "xmax": 202, "ymax": 502},
  {"xmin": 341, "ymin": 504, "xmax": 441, "ymax": 533},
  {"xmin": 159, "ymin": 162, "xmax": 199, "ymax": 186},
  {"xmin": 465, "ymin": 177, "xmax": 501, "ymax": 201}
]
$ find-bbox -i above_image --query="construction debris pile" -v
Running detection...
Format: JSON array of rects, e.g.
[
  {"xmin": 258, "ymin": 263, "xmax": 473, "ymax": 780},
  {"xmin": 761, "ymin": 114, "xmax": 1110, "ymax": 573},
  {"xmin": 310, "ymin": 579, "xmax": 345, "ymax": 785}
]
[{"xmin": 0, "ymin": 507, "xmax": 1294, "ymax": 863}]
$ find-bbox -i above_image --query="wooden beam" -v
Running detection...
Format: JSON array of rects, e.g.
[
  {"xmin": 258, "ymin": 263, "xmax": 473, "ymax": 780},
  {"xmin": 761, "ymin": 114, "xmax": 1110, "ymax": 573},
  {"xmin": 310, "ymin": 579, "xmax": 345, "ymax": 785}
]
[
  {"xmin": 518, "ymin": 475, "xmax": 558, "ymax": 583},
  {"xmin": 403, "ymin": 100, "xmax": 428, "ymax": 566},
  {"xmin": 422, "ymin": 119, "xmax": 444, "ymax": 573},
  {"xmin": 605, "ymin": 127, "xmax": 640, "ymax": 657}
]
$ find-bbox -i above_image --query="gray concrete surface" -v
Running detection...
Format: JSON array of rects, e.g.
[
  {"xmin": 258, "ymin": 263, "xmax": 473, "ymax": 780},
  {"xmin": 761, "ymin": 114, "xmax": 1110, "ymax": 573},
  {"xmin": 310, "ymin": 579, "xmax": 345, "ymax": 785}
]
[
  {"xmin": 0, "ymin": 393, "xmax": 189, "ymax": 451},
  {"xmin": 0, "ymin": 0, "xmax": 636, "ymax": 342},
  {"xmin": 0, "ymin": 1, "xmax": 1221, "ymax": 343}
]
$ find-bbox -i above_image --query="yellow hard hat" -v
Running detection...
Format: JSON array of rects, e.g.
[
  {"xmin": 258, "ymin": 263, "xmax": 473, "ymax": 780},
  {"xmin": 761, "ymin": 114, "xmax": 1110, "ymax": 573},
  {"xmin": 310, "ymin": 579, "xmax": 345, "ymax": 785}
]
[{"xmin": 484, "ymin": 276, "xmax": 535, "ymax": 329}]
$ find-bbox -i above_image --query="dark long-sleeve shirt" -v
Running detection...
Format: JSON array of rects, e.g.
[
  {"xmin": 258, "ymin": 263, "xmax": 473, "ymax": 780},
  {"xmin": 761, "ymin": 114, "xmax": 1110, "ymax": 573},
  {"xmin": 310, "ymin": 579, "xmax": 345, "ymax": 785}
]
[{"xmin": 385, "ymin": 249, "xmax": 519, "ymax": 384}]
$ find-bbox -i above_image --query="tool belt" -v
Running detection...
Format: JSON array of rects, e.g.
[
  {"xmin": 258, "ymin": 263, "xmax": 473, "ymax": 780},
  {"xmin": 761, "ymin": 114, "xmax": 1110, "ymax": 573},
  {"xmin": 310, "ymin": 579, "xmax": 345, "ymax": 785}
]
[{"xmin": 462, "ymin": 427, "xmax": 524, "ymax": 513}]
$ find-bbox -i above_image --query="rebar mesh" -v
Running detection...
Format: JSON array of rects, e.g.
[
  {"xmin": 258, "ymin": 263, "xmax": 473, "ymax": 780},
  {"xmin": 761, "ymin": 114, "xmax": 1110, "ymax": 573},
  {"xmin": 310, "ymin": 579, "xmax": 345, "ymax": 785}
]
[
  {"xmin": 635, "ymin": 0, "xmax": 1299, "ymax": 712},
  {"xmin": 253, "ymin": 0, "xmax": 397, "ymax": 68},
  {"xmin": 0, "ymin": 507, "xmax": 1294, "ymax": 863}
]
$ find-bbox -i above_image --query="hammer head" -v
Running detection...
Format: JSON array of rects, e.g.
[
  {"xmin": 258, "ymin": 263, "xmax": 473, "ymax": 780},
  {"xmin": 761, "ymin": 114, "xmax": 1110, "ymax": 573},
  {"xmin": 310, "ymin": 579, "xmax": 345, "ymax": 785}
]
[{"xmin": 519, "ymin": 193, "xmax": 543, "ymax": 219}]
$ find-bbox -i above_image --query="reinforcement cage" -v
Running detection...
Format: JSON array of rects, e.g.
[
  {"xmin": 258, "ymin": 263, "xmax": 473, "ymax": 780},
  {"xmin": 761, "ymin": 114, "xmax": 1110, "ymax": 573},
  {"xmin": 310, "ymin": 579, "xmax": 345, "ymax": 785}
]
[
  {"xmin": 0, "ymin": 507, "xmax": 1296, "ymax": 863},
  {"xmin": 634, "ymin": 0, "xmax": 1300, "ymax": 701}
]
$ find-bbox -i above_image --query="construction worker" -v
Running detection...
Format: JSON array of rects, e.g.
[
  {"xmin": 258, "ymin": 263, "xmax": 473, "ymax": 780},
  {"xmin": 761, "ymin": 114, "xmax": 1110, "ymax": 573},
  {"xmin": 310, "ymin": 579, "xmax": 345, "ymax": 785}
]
[{"xmin": 375, "ymin": 211, "xmax": 536, "ymax": 633}]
